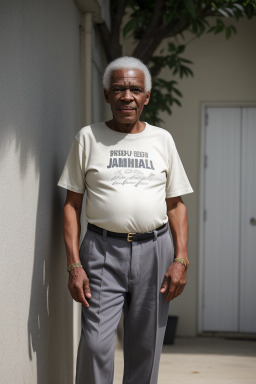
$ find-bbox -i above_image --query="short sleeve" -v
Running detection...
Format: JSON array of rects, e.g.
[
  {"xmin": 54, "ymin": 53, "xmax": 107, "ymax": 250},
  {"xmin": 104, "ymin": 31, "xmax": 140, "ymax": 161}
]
[
  {"xmin": 57, "ymin": 138, "xmax": 86, "ymax": 194},
  {"xmin": 166, "ymin": 138, "xmax": 193, "ymax": 198}
]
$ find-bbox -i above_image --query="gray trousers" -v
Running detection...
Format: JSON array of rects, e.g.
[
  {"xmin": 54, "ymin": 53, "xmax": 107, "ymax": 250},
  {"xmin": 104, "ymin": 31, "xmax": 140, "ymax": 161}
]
[{"xmin": 76, "ymin": 226, "xmax": 174, "ymax": 384}]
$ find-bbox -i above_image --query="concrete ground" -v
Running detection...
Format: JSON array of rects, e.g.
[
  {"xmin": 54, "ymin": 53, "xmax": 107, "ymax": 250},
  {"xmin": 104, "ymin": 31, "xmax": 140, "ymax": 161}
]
[{"xmin": 114, "ymin": 337, "xmax": 256, "ymax": 383}]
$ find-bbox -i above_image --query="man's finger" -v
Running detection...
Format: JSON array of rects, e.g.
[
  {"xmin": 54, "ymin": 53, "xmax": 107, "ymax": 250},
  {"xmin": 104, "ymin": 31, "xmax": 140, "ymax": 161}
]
[
  {"xmin": 84, "ymin": 279, "xmax": 91, "ymax": 299},
  {"xmin": 68, "ymin": 281, "xmax": 80, "ymax": 302},
  {"xmin": 76, "ymin": 288, "xmax": 90, "ymax": 307},
  {"xmin": 166, "ymin": 282, "xmax": 185, "ymax": 301},
  {"xmin": 160, "ymin": 275, "xmax": 169, "ymax": 293},
  {"xmin": 165, "ymin": 276, "xmax": 181, "ymax": 301},
  {"xmin": 176, "ymin": 285, "xmax": 185, "ymax": 297},
  {"xmin": 166, "ymin": 283, "xmax": 176, "ymax": 301}
]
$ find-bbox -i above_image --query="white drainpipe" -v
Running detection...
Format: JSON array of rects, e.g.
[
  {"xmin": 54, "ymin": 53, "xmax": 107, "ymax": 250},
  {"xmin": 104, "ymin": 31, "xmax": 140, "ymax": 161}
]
[
  {"xmin": 73, "ymin": 12, "xmax": 93, "ymax": 383},
  {"xmin": 83, "ymin": 12, "xmax": 92, "ymax": 125}
]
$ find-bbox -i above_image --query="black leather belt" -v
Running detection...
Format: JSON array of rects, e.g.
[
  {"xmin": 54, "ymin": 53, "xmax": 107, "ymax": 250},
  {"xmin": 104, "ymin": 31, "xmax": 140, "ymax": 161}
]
[{"xmin": 87, "ymin": 223, "xmax": 168, "ymax": 242}]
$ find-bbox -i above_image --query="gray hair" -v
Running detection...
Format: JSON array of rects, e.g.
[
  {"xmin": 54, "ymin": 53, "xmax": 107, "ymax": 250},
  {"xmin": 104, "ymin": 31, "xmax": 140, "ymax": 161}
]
[{"xmin": 103, "ymin": 56, "xmax": 152, "ymax": 92}]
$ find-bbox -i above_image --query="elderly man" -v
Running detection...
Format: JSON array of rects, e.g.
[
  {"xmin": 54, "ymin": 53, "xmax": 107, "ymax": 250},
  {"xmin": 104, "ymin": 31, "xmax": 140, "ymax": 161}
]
[{"xmin": 58, "ymin": 56, "xmax": 193, "ymax": 384}]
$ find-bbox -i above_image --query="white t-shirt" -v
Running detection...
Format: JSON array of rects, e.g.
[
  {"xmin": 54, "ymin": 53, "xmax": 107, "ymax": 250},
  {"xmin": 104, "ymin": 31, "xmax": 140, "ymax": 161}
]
[{"xmin": 58, "ymin": 122, "xmax": 193, "ymax": 233}]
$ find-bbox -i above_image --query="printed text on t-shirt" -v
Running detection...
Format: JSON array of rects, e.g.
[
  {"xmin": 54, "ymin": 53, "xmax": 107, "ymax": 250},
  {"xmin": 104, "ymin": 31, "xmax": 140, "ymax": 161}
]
[{"xmin": 107, "ymin": 150, "xmax": 155, "ymax": 170}]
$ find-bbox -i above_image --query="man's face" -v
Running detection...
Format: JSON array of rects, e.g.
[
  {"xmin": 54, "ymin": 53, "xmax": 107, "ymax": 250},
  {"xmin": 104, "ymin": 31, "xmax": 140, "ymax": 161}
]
[{"xmin": 104, "ymin": 68, "xmax": 150, "ymax": 125}]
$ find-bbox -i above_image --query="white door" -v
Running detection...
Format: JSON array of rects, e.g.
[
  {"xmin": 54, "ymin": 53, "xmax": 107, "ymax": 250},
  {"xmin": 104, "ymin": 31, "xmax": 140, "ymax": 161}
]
[
  {"xmin": 202, "ymin": 107, "xmax": 256, "ymax": 333},
  {"xmin": 240, "ymin": 108, "xmax": 256, "ymax": 332}
]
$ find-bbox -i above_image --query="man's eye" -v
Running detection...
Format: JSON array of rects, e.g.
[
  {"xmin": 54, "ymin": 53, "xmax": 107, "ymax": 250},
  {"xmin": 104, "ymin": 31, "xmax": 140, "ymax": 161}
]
[
  {"xmin": 113, "ymin": 88, "xmax": 123, "ymax": 92},
  {"xmin": 131, "ymin": 88, "xmax": 141, "ymax": 93}
]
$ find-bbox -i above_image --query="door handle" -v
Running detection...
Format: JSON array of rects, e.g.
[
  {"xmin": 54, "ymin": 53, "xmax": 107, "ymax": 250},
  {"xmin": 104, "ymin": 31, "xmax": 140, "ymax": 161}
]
[{"xmin": 250, "ymin": 218, "xmax": 256, "ymax": 226}]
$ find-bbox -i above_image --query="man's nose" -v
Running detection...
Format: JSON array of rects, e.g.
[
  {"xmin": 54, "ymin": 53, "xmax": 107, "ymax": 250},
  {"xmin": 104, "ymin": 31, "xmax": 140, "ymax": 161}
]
[{"xmin": 121, "ymin": 89, "xmax": 133, "ymax": 101}]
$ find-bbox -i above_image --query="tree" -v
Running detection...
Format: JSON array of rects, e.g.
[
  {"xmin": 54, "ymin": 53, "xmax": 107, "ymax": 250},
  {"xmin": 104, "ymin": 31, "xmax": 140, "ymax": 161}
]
[{"xmin": 98, "ymin": 0, "xmax": 256, "ymax": 125}]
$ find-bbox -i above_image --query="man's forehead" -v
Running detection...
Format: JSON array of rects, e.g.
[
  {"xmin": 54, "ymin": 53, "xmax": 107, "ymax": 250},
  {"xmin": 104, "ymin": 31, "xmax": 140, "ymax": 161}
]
[{"xmin": 110, "ymin": 68, "xmax": 145, "ymax": 84}]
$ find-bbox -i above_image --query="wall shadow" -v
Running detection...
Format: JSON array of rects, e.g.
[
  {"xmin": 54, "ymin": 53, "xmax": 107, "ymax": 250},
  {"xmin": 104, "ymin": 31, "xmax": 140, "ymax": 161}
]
[
  {"xmin": 0, "ymin": 0, "xmax": 81, "ymax": 382},
  {"xmin": 27, "ymin": 160, "xmax": 74, "ymax": 383}
]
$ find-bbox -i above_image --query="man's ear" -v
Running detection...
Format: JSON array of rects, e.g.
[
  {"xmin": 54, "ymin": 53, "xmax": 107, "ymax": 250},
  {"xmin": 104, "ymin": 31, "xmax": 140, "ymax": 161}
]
[
  {"xmin": 104, "ymin": 89, "xmax": 110, "ymax": 103},
  {"xmin": 144, "ymin": 91, "xmax": 151, "ymax": 106}
]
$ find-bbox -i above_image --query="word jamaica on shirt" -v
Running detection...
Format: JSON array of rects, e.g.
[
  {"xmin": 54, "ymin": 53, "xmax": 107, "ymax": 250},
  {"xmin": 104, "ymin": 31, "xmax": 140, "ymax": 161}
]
[{"xmin": 107, "ymin": 150, "xmax": 155, "ymax": 170}]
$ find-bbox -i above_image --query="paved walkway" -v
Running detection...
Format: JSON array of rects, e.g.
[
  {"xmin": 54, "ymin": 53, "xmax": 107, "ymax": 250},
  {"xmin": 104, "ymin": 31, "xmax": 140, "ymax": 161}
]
[{"xmin": 114, "ymin": 337, "xmax": 256, "ymax": 383}]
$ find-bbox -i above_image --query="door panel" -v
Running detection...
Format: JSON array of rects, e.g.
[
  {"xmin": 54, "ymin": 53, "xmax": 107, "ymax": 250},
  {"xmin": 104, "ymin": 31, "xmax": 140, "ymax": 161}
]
[
  {"xmin": 203, "ymin": 108, "xmax": 241, "ymax": 332},
  {"xmin": 240, "ymin": 108, "xmax": 256, "ymax": 332}
]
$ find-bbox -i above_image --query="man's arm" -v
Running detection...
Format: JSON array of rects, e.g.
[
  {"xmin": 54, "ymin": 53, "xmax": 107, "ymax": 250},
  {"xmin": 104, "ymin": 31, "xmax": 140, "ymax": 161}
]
[
  {"xmin": 64, "ymin": 190, "xmax": 91, "ymax": 307},
  {"xmin": 160, "ymin": 196, "xmax": 189, "ymax": 301}
]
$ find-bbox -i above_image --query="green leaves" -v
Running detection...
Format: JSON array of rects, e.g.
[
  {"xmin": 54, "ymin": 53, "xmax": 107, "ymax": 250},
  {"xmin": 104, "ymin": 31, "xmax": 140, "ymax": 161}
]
[
  {"xmin": 151, "ymin": 43, "xmax": 194, "ymax": 79},
  {"xmin": 184, "ymin": 0, "xmax": 197, "ymax": 18},
  {"xmin": 115, "ymin": 0, "xmax": 256, "ymax": 124},
  {"xmin": 123, "ymin": 18, "xmax": 137, "ymax": 38},
  {"xmin": 141, "ymin": 79, "xmax": 183, "ymax": 125},
  {"xmin": 141, "ymin": 42, "xmax": 194, "ymax": 125},
  {"xmin": 190, "ymin": 17, "xmax": 210, "ymax": 37},
  {"xmin": 225, "ymin": 24, "xmax": 237, "ymax": 38},
  {"xmin": 207, "ymin": 18, "xmax": 237, "ymax": 38}
]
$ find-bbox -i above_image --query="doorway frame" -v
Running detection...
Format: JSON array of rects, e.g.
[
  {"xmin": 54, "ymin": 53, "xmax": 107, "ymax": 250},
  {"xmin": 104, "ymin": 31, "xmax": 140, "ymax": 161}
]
[{"xmin": 198, "ymin": 101, "xmax": 256, "ymax": 334}]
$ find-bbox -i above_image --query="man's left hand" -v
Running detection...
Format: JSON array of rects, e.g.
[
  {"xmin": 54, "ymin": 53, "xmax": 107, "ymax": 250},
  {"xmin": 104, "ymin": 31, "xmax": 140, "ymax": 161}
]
[{"xmin": 160, "ymin": 261, "xmax": 187, "ymax": 301}]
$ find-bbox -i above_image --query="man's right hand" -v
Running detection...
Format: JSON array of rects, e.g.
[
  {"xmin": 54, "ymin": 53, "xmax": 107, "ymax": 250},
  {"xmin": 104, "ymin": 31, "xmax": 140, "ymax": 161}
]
[{"xmin": 68, "ymin": 267, "xmax": 91, "ymax": 307}]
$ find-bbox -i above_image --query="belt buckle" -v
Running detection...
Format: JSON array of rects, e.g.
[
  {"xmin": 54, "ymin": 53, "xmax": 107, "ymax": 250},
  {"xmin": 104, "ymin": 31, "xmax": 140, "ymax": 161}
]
[{"xmin": 127, "ymin": 232, "xmax": 136, "ymax": 242}]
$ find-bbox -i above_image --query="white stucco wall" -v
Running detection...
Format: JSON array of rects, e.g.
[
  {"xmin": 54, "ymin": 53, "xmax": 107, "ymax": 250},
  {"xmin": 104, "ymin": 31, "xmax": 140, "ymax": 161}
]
[
  {"xmin": 0, "ymin": 0, "xmax": 81, "ymax": 382},
  {"xmin": 159, "ymin": 18, "xmax": 256, "ymax": 336}
]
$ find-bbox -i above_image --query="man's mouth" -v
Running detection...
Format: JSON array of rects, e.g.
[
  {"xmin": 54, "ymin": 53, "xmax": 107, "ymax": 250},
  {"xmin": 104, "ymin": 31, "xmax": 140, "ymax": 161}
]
[{"xmin": 118, "ymin": 107, "xmax": 136, "ymax": 111}]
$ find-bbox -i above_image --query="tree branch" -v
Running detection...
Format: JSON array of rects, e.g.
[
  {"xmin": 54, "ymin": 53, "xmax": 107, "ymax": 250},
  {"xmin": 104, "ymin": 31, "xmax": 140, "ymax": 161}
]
[
  {"xmin": 97, "ymin": 0, "xmax": 128, "ymax": 62},
  {"xmin": 133, "ymin": 36, "xmax": 162, "ymax": 64},
  {"xmin": 160, "ymin": 6, "xmax": 216, "ymax": 38},
  {"xmin": 149, "ymin": 63, "xmax": 163, "ymax": 78},
  {"xmin": 109, "ymin": 0, "xmax": 128, "ymax": 59},
  {"xmin": 159, "ymin": 21, "xmax": 190, "ymax": 39},
  {"xmin": 112, "ymin": 0, "xmax": 127, "ymax": 37},
  {"xmin": 133, "ymin": 4, "xmax": 217, "ymax": 63},
  {"xmin": 147, "ymin": 0, "xmax": 165, "ymax": 32},
  {"xmin": 132, "ymin": 0, "xmax": 165, "ymax": 62}
]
